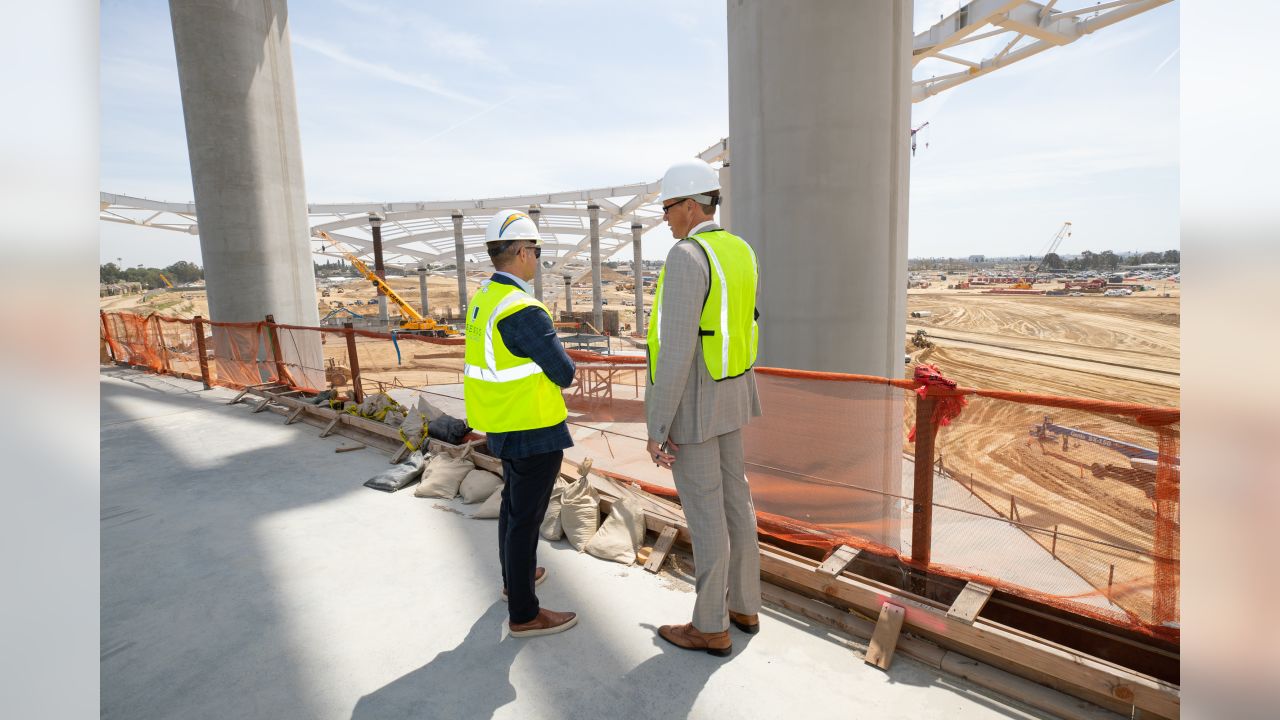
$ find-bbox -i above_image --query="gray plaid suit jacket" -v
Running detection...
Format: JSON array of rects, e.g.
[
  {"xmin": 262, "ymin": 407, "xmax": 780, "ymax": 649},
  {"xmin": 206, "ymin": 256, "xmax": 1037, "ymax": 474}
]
[{"xmin": 645, "ymin": 224, "xmax": 762, "ymax": 445}]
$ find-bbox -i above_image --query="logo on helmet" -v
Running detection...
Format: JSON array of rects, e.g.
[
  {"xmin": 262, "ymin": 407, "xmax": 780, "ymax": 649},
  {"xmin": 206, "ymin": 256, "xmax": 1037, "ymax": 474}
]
[{"xmin": 499, "ymin": 212, "xmax": 530, "ymax": 237}]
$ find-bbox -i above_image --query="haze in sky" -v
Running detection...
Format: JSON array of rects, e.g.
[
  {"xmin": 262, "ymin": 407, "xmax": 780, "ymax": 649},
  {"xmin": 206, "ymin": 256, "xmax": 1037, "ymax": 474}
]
[{"xmin": 99, "ymin": 0, "xmax": 1178, "ymax": 268}]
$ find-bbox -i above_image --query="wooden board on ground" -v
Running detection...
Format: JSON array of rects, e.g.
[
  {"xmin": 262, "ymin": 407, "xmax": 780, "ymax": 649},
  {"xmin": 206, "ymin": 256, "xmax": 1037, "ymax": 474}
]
[
  {"xmin": 947, "ymin": 582, "xmax": 995, "ymax": 625},
  {"xmin": 644, "ymin": 525, "xmax": 679, "ymax": 573},
  {"xmin": 865, "ymin": 603, "xmax": 906, "ymax": 670},
  {"xmin": 818, "ymin": 544, "xmax": 860, "ymax": 577}
]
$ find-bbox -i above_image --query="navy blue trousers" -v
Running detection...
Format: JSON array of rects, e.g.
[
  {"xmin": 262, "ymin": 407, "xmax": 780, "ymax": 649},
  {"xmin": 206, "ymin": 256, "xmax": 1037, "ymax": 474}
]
[{"xmin": 498, "ymin": 450, "xmax": 562, "ymax": 624}]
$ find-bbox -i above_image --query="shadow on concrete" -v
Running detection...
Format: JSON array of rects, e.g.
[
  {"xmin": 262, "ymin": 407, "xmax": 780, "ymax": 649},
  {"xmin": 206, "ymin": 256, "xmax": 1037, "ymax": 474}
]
[{"xmin": 350, "ymin": 603, "xmax": 519, "ymax": 720}]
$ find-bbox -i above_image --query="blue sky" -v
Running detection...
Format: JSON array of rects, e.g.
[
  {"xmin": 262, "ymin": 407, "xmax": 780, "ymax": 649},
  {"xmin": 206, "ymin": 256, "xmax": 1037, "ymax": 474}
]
[{"xmin": 100, "ymin": 0, "xmax": 1178, "ymax": 268}]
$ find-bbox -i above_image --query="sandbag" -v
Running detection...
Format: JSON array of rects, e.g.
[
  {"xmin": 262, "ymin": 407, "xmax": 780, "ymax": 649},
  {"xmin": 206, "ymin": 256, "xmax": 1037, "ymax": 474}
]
[
  {"xmin": 428, "ymin": 414, "xmax": 472, "ymax": 445},
  {"xmin": 418, "ymin": 395, "xmax": 446, "ymax": 423},
  {"xmin": 348, "ymin": 392, "xmax": 403, "ymax": 422},
  {"xmin": 458, "ymin": 468, "xmax": 503, "ymax": 504},
  {"xmin": 383, "ymin": 409, "xmax": 406, "ymax": 428},
  {"xmin": 539, "ymin": 478, "xmax": 570, "ymax": 541},
  {"xmin": 399, "ymin": 408, "xmax": 429, "ymax": 450},
  {"xmin": 414, "ymin": 452, "xmax": 474, "ymax": 499},
  {"xmin": 559, "ymin": 475, "xmax": 599, "ymax": 551},
  {"xmin": 584, "ymin": 496, "xmax": 646, "ymax": 564},
  {"xmin": 472, "ymin": 485, "xmax": 504, "ymax": 519},
  {"xmin": 363, "ymin": 451, "xmax": 426, "ymax": 493}
]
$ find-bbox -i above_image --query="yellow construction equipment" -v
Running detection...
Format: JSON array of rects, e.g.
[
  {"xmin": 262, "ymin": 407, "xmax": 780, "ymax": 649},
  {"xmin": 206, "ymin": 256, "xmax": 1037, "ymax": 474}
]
[
  {"xmin": 159, "ymin": 273, "xmax": 174, "ymax": 288},
  {"xmin": 316, "ymin": 231, "xmax": 459, "ymax": 337}
]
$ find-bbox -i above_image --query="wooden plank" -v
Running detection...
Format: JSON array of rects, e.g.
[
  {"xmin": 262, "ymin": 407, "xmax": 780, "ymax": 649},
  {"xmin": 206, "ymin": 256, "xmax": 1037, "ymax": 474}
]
[
  {"xmin": 817, "ymin": 544, "xmax": 860, "ymax": 577},
  {"xmin": 644, "ymin": 525, "xmax": 679, "ymax": 573},
  {"xmin": 865, "ymin": 603, "xmax": 906, "ymax": 670},
  {"xmin": 251, "ymin": 397, "xmax": 272, "ymax": 413},
  {"xmin": 335, "ymin": 445, "xmax": 365, "ymax": 453},
  {"xmin": 947, "ymin": 582, "xmax": 995, "ymax": 625},
  {"xmin": 228, "ymin": 388, "xmax": 252, "ymax": 405},
  {"xmin": 761, "ymin": 584, "xmax": 1122, "ymax": 720},
  {"xmin": 389, "ymin": 444, "xmax": 411, "ymax": 465},
  {"xmin": 319, "ymin": 416, "xmax": 341, "ymax": 438},
  {"xmin": 284, "ymin": 406, "xmax": 305, "ymax": 425},
  {"xmin": 757, "ymin": 547, "xmax": 1179, "ymax": 718}
]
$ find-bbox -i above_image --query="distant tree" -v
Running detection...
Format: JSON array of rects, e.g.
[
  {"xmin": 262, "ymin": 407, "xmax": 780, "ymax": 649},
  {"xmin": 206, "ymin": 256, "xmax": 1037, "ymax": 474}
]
[
  {"xmin": 1041, "ymin": 252, "xmax": 1064, "ymax": 270},
  {"xmin": 100, "ymin": 262, "xmax": 122, "ymax": 283},
  {"xmin": 164, "ymin": 260, "xmax": 203, "ymax": 284},
  {"xmin": 1140, "ymin": 251, "xmax": 1162, "ymax": 265},
  {"xmin": 1161, "ymin": 249, "xmax": 1180, "ymax": 264},
  {"xmin": 1099, "ymin": 250, "xmax": 1119, "ymax": 271}
]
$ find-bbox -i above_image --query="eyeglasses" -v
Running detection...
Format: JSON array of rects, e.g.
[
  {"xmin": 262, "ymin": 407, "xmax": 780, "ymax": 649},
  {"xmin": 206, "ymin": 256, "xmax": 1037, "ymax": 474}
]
[
  {"xmin": 523, "ymin": 244, "xmax": 541, "ymax": 259},
  {"xmin": 662, "ymin": 199, "xmax": 688, "ymax": 216}
]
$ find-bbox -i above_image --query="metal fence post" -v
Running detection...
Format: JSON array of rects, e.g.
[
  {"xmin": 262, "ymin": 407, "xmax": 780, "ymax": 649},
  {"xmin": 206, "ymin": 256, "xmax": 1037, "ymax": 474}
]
[
  {"xmin": 344, "ymin": 322, "xmax": 364, "ymax": 403},
  {"xmin": 193, "ymin": 315, "xmax": 211, "ymax": 389},
  {"xmin": 911, "ymin": 394, "xmax": 939, "ymax": 570}
]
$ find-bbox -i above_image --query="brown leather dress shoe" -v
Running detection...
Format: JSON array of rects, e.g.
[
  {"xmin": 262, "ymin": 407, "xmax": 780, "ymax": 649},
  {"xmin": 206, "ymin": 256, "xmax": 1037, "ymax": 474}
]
[
  {"xmin": 729, "ymin": 611, "xmax": 759, "ymax": 634},
  {"xmin": 501, "ymin": 566, "xmax": 547, "ymax": 602},
  {"xmin": 658, "ymin": 622, "xmax": 732, "ymax": 657},
  {"xmin": 509, "ymin": 608, "xmax": 577, "ymax": 638}
]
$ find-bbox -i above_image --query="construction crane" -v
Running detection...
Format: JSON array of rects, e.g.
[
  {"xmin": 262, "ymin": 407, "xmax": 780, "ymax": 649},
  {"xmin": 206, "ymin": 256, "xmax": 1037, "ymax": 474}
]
[
  {"xmin": 1031, "ymin": 221, "xmax": 1072, "ymax": 275},
  {"xmin": 910, "ymin": 121, "xmax": 929, "ymax": 157},
  {"xmin": 158, "ymin": 273, "xmax": 174, "ymax": 288},
  {"xmin": 316, "ymin": 231, "xmax": 459, "ymax": 337}
]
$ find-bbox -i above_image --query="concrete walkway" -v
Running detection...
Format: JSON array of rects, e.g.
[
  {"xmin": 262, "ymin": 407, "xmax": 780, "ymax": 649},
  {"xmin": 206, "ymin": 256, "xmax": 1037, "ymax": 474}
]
[{"xmin": 102, "ymin": 367, "xmax": 1064, "ymax": 720}]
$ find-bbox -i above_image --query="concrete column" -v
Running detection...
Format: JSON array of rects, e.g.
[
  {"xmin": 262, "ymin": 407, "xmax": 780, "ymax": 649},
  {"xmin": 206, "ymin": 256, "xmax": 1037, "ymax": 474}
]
[
  {"xmin": 452, "ymin": 213, "xmax": 467, "ymax": 319},
  {"xmin": 529, "ymin": 206, "xmax": 544, "ymax": 301},
  {"xmin": 168, "ymin": 0, "xmax": 322, "ymax": 386},
  {"xmin": 728, "ymin": 0, "xmax": 912, "ymax": 550},
  {"xmin": 588, "ymin": 203, "xmax": 603, "ymax": 333},
  {"xmin": 718, "ymin": 160, "xmax": 732, "ymax": 231},
  {"xmin": 417, "ymin": 265, "xmax": 429, "ymax": 317},
  {"xmin": 370, "ymin": 213, "xmax": 388, "ymax": 326},
  {"xmin": 632, "ymin": 221, "xmax": 645, "ymax": 336},
  {"xmin": 564, "ymin": 274, "xmax": 574, "ymax": 315}
]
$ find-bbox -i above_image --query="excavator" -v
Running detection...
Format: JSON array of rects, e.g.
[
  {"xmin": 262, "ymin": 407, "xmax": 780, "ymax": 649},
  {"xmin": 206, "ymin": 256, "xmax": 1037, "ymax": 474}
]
[{"xmin": 316, "ymin": 231, "xmax": 459, "ymax": 337}]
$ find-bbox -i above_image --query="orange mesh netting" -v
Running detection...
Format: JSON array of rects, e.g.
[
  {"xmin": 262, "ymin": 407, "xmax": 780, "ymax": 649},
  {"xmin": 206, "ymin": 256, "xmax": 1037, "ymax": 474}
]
[{"xmin": 102, "ymin": 313, "xmax": 1179, "ymax": 641}]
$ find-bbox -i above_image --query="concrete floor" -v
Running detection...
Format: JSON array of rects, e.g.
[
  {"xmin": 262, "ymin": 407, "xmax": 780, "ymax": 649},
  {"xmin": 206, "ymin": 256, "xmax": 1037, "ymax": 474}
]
[{"xmin": 102, "ymin": 367, "xmax": 1067, "ymax": 720}]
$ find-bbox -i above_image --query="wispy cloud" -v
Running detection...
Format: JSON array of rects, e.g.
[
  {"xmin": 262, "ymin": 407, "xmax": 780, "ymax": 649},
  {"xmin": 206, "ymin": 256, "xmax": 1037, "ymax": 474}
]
[
  {"xmin": 332, "ymin": 0, "xmax": 509, "ymax": 74},
  {"xmin": 1151, "ymin": 47, "xmax": 1179, "ymax": 77},
  {"xmin": 291, "ymin": 33, "xmax": 483, "ymax": 106}
]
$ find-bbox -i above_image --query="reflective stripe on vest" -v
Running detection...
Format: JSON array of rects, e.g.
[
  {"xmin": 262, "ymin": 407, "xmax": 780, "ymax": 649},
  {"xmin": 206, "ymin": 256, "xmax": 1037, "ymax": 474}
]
[
  {"xmin": 647, "ymin": 230, "xmax": 758, "ymax": 384},
  {"xmin": 463, "ymin": 290, "xmax": 546, "ymax": 382}
]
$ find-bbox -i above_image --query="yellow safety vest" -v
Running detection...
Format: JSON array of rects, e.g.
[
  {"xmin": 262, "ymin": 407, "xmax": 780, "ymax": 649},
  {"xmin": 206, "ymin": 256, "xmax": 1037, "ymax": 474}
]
[
  {"xmin": 464, "ymin": 280, "xmax": 568, "ymax": 432},
  {"xmin": 647, "ymin": 229, "xmax": 759, "ymax": 384}
]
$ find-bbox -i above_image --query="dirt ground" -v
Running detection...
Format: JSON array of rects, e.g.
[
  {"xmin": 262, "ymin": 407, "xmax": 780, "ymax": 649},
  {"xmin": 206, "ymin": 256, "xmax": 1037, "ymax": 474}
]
[{"xmin": 900, "ymin": 279, "xmax": 1179, "ymax": 625}]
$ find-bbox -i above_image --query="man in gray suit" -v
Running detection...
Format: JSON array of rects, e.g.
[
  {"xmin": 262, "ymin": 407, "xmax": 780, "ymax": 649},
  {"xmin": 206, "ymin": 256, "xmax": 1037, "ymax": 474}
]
[{"xmin": 646, "ymin": 159, "xmax": 763, "ymax": 657}]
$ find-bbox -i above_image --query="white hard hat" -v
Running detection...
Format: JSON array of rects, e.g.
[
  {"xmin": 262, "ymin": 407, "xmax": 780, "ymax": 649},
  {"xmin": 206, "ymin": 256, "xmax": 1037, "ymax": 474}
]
[
  {"xmin": 658, "ymin": 159, "xmax": 721, "ymax": 203},
  {"xmin": 484, "ymin": 209, "xmax": 542, "ymax": 245}
]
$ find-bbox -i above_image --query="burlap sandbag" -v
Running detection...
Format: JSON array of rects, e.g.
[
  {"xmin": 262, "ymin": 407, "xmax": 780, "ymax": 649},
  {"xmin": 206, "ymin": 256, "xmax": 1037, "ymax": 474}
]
[
  {"xmin": 584, "ymin": 496, "xmax": 647, "ymax": 564},
  {"xmin": 539, "ymin": 478, "xmax": 570, "ymax": 541},
  {"xmin": 413, "ymin": 452, "xmax": 474, "ymax": 499},
  {"xmin": 458, "ymin": 468, "xmax": 503, "ymax": 504},
  {"xmin": 559, "ymin": 475, "xmax": 599, "ymax": 551},
  {"xmin": 472, "ymin": 485, "xmax": 504, "ymax": 519}
]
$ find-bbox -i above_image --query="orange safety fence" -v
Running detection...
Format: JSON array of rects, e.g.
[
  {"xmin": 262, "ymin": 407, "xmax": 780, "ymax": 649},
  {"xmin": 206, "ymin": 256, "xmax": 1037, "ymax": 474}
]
[{"xmin": 102, "ymin": 311, "xmax": 1179, "ymax": 643}]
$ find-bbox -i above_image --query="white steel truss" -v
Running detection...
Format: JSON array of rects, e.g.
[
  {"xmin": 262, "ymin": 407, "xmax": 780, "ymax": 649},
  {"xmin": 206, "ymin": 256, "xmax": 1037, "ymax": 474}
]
[{"xmin": 912, "ymin": 0, "xmax": 1172, "ymax": 101}]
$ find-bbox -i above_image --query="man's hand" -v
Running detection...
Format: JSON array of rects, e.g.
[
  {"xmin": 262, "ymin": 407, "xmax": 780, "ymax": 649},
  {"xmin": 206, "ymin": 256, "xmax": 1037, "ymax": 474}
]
[{"xmin": 647, "ymin": 438, "xmax": 678, "ymax": 470}]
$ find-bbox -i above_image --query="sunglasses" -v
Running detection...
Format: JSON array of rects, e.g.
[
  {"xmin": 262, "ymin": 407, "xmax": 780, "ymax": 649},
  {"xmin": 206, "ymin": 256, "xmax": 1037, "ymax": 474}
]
[
  {"xmin": 661, "ymin": 199, "xmax": 688, "ymax": 216},
  {"xmin": 523, "ymin": 243, "xmax": 541, "ymax": 259}
]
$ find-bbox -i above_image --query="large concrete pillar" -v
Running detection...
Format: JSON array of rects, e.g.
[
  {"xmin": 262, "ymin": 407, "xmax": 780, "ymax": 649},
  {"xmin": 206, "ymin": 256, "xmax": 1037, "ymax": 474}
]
[
  {"xmin": 632, "ymin": 221, "xmax": 645, "ymax": 336},
  {"xmin": 417, "ymin": 265, "xmax": 429, "ymax": 317},
  {"xmin": 728, "ymin": 0, "xmax": 912, "ymax": 550},
  {"xmin": 529, "ymin": 206, "xmax": 544, "ymax": 300},
  {"xmin": 564, "ymin": 274, "xmax": 574, "ymax": 315},
  {"xmin": 370, "ymin": 213, "xmax": 388, "ymax": 325},
  {"xmin": 452, "ymin": 213, "xmax": 467, "ymax": 318},
  {"xmin": 588, "ymin": 203, "xmax": 603, "ymax": 333},
  {"xmin": 169, "ymin": 0, "xmax": 322, "ymax": 384}
]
